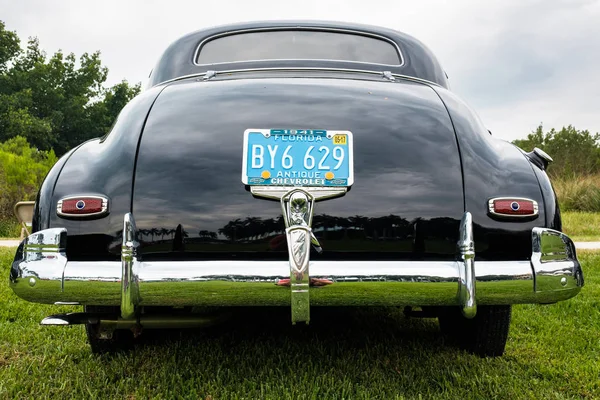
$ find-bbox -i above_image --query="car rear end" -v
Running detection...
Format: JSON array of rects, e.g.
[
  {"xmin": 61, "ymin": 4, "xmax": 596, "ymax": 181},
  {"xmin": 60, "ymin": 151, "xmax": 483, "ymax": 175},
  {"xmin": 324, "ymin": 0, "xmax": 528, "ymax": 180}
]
[{"xmin": 9, "ymin": 73, "xmax": 583, "ymax": 356}]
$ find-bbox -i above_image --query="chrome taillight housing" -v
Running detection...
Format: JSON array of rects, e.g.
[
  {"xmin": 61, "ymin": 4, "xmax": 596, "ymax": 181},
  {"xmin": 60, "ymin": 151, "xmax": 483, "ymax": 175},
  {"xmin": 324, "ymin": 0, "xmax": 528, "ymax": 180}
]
[
  {"xmin": 488, "ymin": 197, "xmax": 538, "ymax": 219},
  {"xmin": 57, "ymin": 195, "xmax": 109, "ymax": 218}
]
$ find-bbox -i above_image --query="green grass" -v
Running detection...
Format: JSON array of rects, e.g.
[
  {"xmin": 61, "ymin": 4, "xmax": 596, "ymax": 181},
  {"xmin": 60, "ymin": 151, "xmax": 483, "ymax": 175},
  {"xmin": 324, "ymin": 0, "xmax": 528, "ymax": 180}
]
[
  {"xmin": 562, "ymin": 211, "xmax": 600, "ymax": 242},
  {"xmin": 1, "ymin": 247, "xmax": 600, "ymax": 399}
]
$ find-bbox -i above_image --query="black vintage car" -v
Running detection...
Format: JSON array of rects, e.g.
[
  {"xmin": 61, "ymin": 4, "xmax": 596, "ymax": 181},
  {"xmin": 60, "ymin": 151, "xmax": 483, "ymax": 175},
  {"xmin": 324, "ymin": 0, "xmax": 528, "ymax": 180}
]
[{"xmin": 10, "ymin": 21, "xmax": 583, "ymax": 356}]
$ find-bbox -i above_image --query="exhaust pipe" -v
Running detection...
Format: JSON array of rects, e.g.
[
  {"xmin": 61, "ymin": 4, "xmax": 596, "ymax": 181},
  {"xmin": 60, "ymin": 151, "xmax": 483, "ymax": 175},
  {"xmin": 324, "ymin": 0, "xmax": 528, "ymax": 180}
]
[{"xmin": 41, "ymin": 312, "xmax": 229, "ymax": 330}]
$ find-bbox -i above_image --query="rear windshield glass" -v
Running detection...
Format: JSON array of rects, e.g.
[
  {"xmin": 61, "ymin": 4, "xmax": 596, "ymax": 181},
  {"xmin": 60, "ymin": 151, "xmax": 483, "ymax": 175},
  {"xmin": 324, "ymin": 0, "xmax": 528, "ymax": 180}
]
[{"xmin": 196, "ymin": 30, "xmax": 401, "ymax": 65}]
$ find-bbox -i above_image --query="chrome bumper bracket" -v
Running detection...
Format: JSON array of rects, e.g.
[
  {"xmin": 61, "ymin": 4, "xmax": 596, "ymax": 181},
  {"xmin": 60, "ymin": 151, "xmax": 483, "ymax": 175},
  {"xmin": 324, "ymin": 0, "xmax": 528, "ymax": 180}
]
[
  {"xmin": 458, "ymin": 212, "xmax": 477, "ymax": 319},
  {"xmin": 281, "ymin": 189, "xmax": 315, "ymax": 324},
  {"xmin": 120, "ymin": 213, "xmax": 139, "ymax": 319}
]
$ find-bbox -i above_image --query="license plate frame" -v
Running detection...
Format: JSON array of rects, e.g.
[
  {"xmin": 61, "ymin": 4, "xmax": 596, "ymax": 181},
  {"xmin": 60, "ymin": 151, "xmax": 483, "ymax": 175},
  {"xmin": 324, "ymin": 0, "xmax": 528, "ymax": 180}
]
[{"xmin": 241, "ymin": 129, "xmax": 354, "ymax": 187}]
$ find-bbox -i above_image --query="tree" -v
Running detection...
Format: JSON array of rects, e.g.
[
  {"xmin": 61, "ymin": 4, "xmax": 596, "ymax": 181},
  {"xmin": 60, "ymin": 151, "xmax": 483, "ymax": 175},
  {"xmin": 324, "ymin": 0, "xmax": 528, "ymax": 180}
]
[
  {"xmin": 0, "ymin": 20, "xmax": 140, "ymax": 155},
  {"xmin": 513, "ymin": 124, "xmax": 600, "ymax": 177},
  {"xmin": 0, "ymin": 136, "xmax": 57, "ymax": 218},
  {"xmin": 0, "ymin": 21, "xmax": 19, "ymax": 74}
]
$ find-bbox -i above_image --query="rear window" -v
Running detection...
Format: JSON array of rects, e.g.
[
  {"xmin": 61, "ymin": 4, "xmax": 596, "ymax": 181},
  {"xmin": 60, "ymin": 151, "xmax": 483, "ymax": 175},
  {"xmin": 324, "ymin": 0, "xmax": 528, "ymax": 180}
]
[{"xmin": 195, "ymin": 30, "xmax": 402, "ymax": 65}]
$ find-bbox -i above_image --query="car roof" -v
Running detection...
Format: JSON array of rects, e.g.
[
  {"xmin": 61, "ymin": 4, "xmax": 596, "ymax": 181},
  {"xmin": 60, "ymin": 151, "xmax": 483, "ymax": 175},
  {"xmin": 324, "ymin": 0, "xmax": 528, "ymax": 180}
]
[{"xmin": 147, "ymin": 20, "xmax": 449, "ymax": 88}]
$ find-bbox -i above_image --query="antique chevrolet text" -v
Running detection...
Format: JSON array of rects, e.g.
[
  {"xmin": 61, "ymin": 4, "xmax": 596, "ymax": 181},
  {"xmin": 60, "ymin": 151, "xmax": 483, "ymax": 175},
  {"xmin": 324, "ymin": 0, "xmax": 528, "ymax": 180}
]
[{"xmin": 10, "ymin": 21, "xmax": 583, "ymax": 356}]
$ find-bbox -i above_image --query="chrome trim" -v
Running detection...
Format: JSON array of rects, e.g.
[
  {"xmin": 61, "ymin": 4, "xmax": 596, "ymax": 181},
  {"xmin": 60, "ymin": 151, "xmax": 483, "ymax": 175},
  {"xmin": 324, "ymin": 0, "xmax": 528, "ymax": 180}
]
[
  {"xmin": 41, "ymin": 316, "xmax": 71, "ymax": 325},
  {"xmin": 9, "ymin": 218, "xmax": 583, "ymax": 315},
  {"xmin": 281, "ymin": 189, "xmax": 315, "ymax": 323},
  {"xmin": 41, "ymin": 313, "xmax": 228, "ymax": 329},
  {"xmin": 192, "ymin": 26, "xmax": 405, "ymax": 68},
  {"xmin": 251, "ymin": 186, "xmax": 347, "ymax": 202},
  {"xmin": 382, "ymin": 71, "xmax": 396, "ymax": 82},
  {"xmin": 156, "ymin": 68, "xmax": 442, "ymax": 89},
  {"xmin": 280, "ymin": 188, "xmax": 322, "ymax": 253},
  {"xmin": 487, "ymin": 197, "xmax": 539, "ymax": 218},
  {"xmin": 286, "ymin": 225, "xmax": 311, "ymax": 322},
  {"xmin": 531, "ymin": 228, "xmax": 584, "ymax": 292},
  {"xmin": 202, "ymin": 70, "xmax": 216, "ymax": 81},
  {"xmin": 10, "ymin": 257, "xmax": 582, "ymax": 307},
  {"xmin": 533, "ymin": 147, "xmax": 553, "ymax": 163},
  {"xmin": 41, "ymin": 312, "xmax": 96, "ymax": 325},
  {"xmin": 56, "ymin": 195, "xmax": 109, "ymax": 218},
  {"xmin": 281, "ymin": 188, "xmax": 316, "ymax": 227},
  {"xmin": 458, "ymin": 212, "xmax": 476, "ymax": 318},
  {"xmin": 120, "ymin": 213, "xmax": 139, "ymax": 319},
  {"xmin": 10, "ymin": 228, "xmax": 68, "ymax": 292}
]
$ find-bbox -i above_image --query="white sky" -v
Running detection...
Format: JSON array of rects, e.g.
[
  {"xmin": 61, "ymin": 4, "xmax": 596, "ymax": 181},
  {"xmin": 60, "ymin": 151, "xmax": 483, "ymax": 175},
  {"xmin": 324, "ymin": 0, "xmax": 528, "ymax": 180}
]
[{"xmin": 2, "ymin": 0, "xmax": 599, "ymax": 141}]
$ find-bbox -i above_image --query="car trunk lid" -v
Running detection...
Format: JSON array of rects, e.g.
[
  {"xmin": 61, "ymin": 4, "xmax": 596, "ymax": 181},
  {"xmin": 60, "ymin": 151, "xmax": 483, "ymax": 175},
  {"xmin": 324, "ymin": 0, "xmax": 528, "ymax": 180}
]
[{"xmin": 132, "ymin": 75, "xmax": 464, "ymax": 261}]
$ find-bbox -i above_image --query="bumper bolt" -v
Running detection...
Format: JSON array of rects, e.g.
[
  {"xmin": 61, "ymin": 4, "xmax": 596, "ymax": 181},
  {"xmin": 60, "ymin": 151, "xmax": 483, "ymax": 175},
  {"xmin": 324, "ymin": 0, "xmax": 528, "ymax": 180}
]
[{"xmin": 560, "ymin": 277, "xmax": 568, "ymax": 287}]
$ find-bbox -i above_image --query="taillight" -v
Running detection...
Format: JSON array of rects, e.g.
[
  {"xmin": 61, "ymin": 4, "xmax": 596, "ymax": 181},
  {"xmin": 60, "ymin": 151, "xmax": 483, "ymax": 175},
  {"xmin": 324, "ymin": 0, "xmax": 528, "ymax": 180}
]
[
  {"xmin": 488, "ymin": 197, "xmax": 538, "ymax": 219},
  {"xmin": 57, "ymin": 196, "xmax": 109, "ymax": 218}
]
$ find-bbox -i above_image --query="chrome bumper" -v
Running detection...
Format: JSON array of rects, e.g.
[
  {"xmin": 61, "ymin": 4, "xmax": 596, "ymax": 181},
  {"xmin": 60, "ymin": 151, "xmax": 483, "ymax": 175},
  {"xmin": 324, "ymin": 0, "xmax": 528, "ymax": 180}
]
[{"xmin": 10, "ymin": 213, "xmax": 583, "ymax": 322}]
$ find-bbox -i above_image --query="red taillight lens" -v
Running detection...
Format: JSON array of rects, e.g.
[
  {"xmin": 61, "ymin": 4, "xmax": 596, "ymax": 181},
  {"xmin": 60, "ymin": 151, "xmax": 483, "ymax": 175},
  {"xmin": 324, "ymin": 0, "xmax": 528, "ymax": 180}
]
[
  {"xmin": 488, "ymin": 198, "xmax": 538, "ymax": 218},
  {"xmin": 57, "ymin": 196, "xmax": 108, "ymax": 218}
]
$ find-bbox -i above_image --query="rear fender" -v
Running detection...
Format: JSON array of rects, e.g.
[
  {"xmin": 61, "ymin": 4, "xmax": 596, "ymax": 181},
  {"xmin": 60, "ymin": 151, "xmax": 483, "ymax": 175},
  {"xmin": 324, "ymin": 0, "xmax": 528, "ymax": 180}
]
[
  {"xmin": 44, "ymin": 86, "xmax": 166, "ymax": 259},
  {"xmin": 433, "ymin": 87, "xmax": 547, "ymax": 260}
]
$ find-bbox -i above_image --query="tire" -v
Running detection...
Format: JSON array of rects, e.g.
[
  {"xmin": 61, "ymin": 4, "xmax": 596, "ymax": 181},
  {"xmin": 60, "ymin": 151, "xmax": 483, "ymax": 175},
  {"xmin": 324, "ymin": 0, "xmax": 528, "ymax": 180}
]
[
  {"xmin": 438, "ymin": 305, "xmax": 511, "ymax": 357},
  {"xmin": 84, "ymin": 306, "xmax": 134, "ymax": 354}
]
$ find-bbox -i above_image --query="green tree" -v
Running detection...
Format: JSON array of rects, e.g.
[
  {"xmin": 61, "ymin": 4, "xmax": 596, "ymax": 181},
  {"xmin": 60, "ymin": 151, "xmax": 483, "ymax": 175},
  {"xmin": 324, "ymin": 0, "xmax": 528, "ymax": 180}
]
[
  {"xmin": 513, "ymin": 124, "xmax": 600, "ymax": 177},
  {"xmin": 0, "ymin": 20, "xmax": 140, "ymax": 155},
  {"xmin": 0, "ymin": 21, "xmax": 19, "ymax": 73},
  {"xmin": 0, "ymin": 136, "xmax": 57, "ymax": 218}
]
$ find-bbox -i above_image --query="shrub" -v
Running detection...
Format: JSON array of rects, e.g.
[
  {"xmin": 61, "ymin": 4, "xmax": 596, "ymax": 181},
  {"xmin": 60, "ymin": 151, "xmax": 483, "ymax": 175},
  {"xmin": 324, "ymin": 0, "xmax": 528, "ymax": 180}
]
[
  {"xmin": 553, "ymin": 174, "xmax": 600, "ymax": 212},
  {"xmin": 0, "ymin": 136, "xmax": 56, "ymax": 222},
  {"xmin": 0, "ymin": 218, "xmax": 20, "ymax": 238}
]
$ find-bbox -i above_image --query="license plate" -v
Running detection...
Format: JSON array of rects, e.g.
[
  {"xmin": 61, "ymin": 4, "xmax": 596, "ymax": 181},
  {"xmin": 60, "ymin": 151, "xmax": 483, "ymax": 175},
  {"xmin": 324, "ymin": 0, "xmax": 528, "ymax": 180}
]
[{"xmin": 242, "ymin": 129, "xmax": 354, "ymax": 187}]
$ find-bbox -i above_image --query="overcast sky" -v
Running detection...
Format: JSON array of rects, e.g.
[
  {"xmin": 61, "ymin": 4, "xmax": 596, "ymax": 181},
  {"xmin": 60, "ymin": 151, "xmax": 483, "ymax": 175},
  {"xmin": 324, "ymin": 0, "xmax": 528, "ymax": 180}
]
[{"xmin": 1, "ymin": 0, "xmax": 599, "ymax": 141}]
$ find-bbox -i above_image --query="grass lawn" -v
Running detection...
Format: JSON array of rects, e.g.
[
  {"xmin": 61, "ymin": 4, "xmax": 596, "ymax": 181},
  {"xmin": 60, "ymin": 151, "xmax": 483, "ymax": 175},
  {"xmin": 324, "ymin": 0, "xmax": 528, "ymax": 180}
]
[
  {"xmin": 562, "ymin": 211, "xmax": 600, "ymax": 242},
  {"xmin": 1, "ymin": 247, "xmax": 599, "ymax": 399}
]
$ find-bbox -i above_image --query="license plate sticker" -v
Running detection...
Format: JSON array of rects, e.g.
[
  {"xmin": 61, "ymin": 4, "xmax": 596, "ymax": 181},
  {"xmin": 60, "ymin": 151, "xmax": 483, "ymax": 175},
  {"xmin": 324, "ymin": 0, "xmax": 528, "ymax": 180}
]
[{"xmin": 242, "ymin": 129, "xmax": 354, "ymax": 187}]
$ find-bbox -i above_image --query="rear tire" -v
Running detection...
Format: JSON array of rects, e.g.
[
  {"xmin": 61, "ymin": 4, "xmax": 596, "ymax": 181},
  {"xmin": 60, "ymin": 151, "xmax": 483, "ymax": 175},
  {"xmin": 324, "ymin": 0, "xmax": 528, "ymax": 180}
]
[
  {"xmin": 84, "ymin": 306, "xmax": 134, "ymax": 354},
  {"xmin": 438, "ymin": 305, "xmax": 511, "ymax": 357}
]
